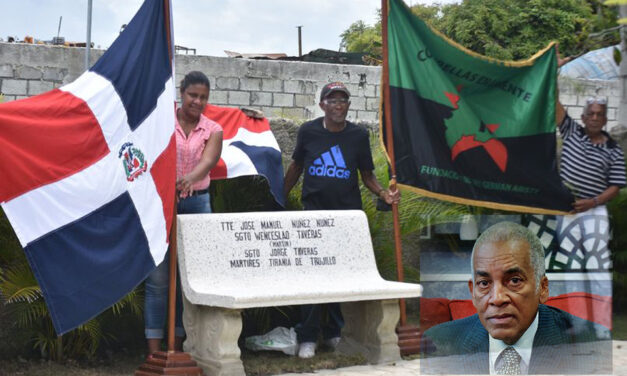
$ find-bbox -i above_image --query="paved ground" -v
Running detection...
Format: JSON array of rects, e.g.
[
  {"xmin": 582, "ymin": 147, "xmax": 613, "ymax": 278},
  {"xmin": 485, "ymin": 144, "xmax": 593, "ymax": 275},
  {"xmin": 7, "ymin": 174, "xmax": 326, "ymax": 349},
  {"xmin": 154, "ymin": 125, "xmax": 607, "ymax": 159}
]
[{"xmin": 281, "ymin": 340, "xmax": 627, "ymax": 376}]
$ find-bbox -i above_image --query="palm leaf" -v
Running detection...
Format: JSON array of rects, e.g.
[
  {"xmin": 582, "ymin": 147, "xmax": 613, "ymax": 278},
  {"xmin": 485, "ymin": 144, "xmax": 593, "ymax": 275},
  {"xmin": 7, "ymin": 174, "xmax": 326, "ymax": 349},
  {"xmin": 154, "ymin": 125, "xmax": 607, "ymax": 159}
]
[{"xmin": 360, "ymin": 134, "xmax": 470, "ymax": 282}]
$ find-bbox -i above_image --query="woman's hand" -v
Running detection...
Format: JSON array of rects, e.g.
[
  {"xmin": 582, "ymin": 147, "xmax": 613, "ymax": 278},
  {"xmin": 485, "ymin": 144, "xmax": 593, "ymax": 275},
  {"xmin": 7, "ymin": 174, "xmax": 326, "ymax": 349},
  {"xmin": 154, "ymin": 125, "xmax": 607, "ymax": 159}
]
[{"xmin": 176, "ymin": 176, "xmax": 194, "ymax": 198}]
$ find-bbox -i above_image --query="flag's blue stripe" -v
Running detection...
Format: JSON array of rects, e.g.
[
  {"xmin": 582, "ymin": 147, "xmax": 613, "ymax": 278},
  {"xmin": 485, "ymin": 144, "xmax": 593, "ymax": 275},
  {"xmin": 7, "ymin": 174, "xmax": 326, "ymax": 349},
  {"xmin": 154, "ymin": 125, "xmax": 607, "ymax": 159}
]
[
  {"xmin": 24, "ymin": 192, "xmax": 156, "ymax": 335},
  {"xmin": 231, "ymin": 141, "xmax": 285, "ymax": 207},
  {"xmin": 90, "ymin": 0, "xmax": 171, "ymax": 131}
]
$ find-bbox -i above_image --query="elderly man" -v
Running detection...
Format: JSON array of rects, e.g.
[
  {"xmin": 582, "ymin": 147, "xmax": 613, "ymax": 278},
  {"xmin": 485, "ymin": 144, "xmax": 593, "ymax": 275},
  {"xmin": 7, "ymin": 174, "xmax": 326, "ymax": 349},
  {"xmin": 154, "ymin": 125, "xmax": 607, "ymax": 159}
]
[
  {"xmin": 421, "ymin": 222, "xmax": 611, "ymax": 374},
  {"xmin": 557, "ymin": 97, "xmax": 625, "ymax": 214},
  {"xmin": 551, "ymin": 96, "xmax": 626, "ymax": 270},
  {"xmin": 284, "ymin": 81, "xmax": 399, "ymax": 358}
]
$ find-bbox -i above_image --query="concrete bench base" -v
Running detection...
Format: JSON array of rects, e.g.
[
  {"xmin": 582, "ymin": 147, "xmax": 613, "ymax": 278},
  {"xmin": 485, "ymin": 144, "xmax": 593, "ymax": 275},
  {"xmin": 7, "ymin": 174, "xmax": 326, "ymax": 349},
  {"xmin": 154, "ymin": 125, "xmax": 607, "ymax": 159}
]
[
  {"xmin": 182, "ymin": 297, "xmax": 403, "ymax": 376},
  {"xmin": 338, "ymin": 299, "xmax": 401, "ymax": 364},
  {"xmin": 183, "ymin": 298, "xmax": 245, "ymax": 376}
]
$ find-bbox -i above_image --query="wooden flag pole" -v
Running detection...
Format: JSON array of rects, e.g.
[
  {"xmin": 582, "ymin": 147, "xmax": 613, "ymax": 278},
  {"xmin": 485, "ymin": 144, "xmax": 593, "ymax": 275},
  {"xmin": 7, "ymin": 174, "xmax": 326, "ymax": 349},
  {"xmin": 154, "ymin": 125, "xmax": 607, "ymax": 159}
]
[
  {"xmin": 165, "ymin": 0, "xmax": 176, "ymax": 346},
  {"xmin": 381, "ymin": 0, "xmax": 420, "ymax": 356},
  {"xmin": 136, "ymin": 1, "xmax": 203, "ymax": 374},
  {"xmin": 166, "ymin": 203, "xmax": 177, "ymax": 352}
]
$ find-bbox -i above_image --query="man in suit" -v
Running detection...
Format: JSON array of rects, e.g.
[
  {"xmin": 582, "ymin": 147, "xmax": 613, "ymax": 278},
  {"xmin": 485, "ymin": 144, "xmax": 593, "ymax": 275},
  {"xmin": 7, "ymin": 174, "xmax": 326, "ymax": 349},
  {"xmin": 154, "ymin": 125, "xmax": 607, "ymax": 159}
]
[{"xmin": 421, "ymin": 221, "xmax": 611, "ymax": 374}]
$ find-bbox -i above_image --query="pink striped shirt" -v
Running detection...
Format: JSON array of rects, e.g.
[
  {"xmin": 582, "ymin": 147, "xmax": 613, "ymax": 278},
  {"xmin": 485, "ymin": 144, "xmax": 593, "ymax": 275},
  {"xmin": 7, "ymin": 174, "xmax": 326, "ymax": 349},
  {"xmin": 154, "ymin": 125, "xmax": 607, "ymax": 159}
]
[{"xmin": 176, "ymin": 112, "xmax": 223, "ymax": 191}]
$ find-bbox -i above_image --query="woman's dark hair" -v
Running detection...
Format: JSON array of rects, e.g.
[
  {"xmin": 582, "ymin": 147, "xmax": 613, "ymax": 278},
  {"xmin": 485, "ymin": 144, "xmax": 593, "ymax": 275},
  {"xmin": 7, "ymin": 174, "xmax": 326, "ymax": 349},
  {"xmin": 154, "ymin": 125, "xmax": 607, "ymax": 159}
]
[{"xmin": 180, "ymin": 71, "xmax": 210, "ymax": 93}]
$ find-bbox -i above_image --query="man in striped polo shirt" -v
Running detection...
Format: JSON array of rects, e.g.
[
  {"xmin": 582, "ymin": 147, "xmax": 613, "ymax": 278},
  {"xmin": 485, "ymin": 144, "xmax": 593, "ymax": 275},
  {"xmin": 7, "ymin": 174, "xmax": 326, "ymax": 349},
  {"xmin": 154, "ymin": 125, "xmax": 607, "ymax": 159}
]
[
  {"xmin": 557, "ymin": 97, "xmax": 626, "ymax": 212},
  {"xmin": 555, "ymin": 95, "xmax": 626, "ymax": 270}
]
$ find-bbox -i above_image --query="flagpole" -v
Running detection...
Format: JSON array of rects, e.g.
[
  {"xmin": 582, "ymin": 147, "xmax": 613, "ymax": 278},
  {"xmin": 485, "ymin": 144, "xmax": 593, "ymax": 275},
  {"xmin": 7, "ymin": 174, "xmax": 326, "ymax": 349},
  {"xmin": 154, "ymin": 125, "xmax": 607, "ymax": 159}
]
[
  {"xmin": 136, "ymin": 1, "xmax": 203, "ymax": 374},
  {"xmin": 381, "ymin": 0, "xmax": 420, "ymax": 355},
  {"xmin": 381, "ymin": 0, "xmax": 406, "ymax": 325},
  {"xmin": 162, "ymin": 0, "xmax": 177, "ymax": 354}
]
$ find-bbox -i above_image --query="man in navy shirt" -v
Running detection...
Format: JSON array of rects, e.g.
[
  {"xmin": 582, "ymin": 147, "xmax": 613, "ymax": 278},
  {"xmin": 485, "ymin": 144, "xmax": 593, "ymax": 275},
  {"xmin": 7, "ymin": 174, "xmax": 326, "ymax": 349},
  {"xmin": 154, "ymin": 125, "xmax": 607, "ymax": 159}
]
[{"xmin": 284, "ymin": 81, "xmax": 400, "ymax": 358}]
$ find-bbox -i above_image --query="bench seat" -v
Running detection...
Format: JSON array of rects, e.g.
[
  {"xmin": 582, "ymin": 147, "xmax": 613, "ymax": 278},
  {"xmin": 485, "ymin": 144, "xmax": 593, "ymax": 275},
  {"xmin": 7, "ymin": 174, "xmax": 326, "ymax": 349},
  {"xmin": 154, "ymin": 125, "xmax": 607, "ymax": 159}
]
[{"xmin": 185, "ymin": 279, "xmax": 421, "ymax": 308}]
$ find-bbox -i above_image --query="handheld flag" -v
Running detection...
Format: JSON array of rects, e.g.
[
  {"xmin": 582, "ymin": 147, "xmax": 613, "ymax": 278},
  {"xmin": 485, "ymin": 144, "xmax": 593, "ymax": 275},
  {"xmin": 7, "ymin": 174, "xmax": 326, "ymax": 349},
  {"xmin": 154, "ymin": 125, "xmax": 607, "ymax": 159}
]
[
  {"xmin": 204, "ymin": 105, "xmax": 285, "ymax": 207},
  {"xmin": 383, "ymin": 0, "xmax": 574, "ymax": 214},
  {"xmin": 0, "ymin": 0, "xmax": 176, "ymax": 334}
]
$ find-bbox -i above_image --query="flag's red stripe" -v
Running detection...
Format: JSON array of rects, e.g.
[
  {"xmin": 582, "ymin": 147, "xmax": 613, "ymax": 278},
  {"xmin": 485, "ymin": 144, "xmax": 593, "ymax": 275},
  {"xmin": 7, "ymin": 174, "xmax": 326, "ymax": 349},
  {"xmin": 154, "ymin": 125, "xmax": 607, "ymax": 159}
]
[
  {"xmin": 0, "ymin": 90, "xmax": 109, "ymax": 202},
  {"xmin": 203, "ymin": 104, "xmax": 270, "ymax": 139},
  {"xmin": 211, "ymin": 159, "xmax": 228, "ymax": 180},
  {"xmin": 150, "ymin": 133, "xmax": 176, "ymax": 241}
]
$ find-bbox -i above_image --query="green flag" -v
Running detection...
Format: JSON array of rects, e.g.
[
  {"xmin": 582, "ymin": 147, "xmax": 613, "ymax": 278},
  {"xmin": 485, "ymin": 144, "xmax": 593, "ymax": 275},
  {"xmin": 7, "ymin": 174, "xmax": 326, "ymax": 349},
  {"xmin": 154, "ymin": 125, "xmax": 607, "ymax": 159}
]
[{"xmin": 383, "ymin": 0, "xmax": 574, "ymax": 214}]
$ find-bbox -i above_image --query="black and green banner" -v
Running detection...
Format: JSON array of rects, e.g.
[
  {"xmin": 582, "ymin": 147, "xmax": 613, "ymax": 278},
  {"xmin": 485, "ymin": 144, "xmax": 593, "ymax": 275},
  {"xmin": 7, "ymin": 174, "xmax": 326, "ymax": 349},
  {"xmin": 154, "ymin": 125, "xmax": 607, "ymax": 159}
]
[{"xmin": 383, "ymin": 0, "xmax": 574, "ymax": 214}]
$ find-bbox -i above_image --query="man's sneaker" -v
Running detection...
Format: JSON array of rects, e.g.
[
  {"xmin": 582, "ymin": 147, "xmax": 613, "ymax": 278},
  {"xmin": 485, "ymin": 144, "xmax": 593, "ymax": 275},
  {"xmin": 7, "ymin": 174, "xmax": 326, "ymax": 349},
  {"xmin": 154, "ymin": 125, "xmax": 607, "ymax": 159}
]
[
  {"xmin": 324, "ymin": 337, "xmax": 341, "ymax": 350},
  {"xmin": 298, "ymin": 342, "xmax": 317, "ymax": 358}
]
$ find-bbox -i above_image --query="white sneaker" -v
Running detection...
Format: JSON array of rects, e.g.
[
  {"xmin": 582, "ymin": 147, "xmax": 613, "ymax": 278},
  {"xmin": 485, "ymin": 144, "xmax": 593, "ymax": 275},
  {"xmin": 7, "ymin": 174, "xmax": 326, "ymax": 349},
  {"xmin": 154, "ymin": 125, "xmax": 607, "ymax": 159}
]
[
  {"xmin": 324, "ymin": 337, "xmax": 341, "ymax": 350},
  {"xmin": 298, "ymin": 342, "xmax": 316, "ymax": 358}
]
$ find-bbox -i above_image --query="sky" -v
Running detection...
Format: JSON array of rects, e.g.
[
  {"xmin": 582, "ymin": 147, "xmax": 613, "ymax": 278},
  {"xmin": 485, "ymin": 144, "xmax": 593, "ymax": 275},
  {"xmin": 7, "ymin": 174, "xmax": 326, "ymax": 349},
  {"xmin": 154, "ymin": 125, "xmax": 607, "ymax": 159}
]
[{"xmin": 0, "ymin": 0, "xmax": 459, "ymax": 58}]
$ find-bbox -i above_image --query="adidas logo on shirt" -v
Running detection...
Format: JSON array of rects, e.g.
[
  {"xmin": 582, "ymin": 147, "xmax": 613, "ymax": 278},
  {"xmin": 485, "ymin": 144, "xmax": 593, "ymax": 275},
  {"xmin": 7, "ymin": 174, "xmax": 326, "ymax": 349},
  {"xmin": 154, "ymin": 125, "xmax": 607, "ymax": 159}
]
[{"xmin": 308, "ymin": 145, "xmax": 351, "ymax": 179}]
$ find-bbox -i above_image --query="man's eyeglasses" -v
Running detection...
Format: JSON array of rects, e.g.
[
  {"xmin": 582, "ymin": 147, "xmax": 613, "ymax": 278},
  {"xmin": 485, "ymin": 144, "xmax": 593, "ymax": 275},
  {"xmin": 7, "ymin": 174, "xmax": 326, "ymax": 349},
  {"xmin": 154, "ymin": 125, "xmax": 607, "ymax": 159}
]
[
  {"xmin": 585, "ymin": 97, "xmax": 608, "ymax": 106},
  {"xmin": 324, "ymin": 98, "xmax": 350, "ymax": 106}
]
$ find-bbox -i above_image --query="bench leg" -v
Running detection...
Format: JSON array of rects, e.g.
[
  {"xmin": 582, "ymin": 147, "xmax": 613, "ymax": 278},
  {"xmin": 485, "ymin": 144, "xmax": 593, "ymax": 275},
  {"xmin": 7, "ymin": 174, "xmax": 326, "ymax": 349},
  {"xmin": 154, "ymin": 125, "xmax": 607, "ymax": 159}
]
[
  {"xmin": 182, "ymin": 297, "xmax": 245, "ymax": 376},
  {"xmin": 338, "ymin": 299, "xmax": 401, "ymax": 364}
]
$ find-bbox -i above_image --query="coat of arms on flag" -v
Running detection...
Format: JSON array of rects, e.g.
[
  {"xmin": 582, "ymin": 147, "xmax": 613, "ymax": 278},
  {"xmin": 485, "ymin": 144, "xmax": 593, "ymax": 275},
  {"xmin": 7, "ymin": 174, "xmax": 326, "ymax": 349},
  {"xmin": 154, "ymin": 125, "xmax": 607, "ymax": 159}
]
[{"xmin": 119, "ymin": 142, "xmax": 149, "ymax": 182}]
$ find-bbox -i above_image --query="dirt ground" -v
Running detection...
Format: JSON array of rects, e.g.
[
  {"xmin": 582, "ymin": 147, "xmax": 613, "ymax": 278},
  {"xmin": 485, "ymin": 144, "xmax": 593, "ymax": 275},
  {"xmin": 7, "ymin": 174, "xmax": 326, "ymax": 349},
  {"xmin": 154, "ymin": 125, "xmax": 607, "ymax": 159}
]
[
  {"xmin": 0, "ymin": 356, "xmax": 139, "ymax": 376},
  {"xmin": 0, "ymin": 348, "xmax": 366, "ymax": 376}
]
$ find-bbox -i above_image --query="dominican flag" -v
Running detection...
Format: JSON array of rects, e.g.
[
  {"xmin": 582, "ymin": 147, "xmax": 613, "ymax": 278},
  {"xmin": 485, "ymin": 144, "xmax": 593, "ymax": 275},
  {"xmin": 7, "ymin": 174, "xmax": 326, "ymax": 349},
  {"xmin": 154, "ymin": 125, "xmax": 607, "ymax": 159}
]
[
  {"xmin": 204, "ymin": 104, "xmax": 285, "ymax": 207},
  {"xmin": 0, "ymin": 0, "xmax": 175, "ymax": 334}
]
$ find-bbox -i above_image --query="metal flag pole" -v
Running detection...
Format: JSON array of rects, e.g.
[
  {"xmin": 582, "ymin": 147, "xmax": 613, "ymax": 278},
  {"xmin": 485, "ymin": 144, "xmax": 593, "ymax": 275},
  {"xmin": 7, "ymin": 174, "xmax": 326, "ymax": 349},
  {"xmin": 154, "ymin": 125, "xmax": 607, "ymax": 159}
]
[
  {"xmin": 85, "ymin": 0, "xmax": 92, "ymax": 71},
  {"xmin": 381, "ymin": 0, "xmax": 420, "ymax": 356}
]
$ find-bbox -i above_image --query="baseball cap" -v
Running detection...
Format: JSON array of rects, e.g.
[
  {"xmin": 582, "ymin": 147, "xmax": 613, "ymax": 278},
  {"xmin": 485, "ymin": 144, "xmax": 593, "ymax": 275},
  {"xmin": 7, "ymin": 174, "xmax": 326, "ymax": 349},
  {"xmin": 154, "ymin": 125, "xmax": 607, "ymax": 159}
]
[{"xmin": 320, "ymin": 82, "xmax": 351, "ymax": 102}]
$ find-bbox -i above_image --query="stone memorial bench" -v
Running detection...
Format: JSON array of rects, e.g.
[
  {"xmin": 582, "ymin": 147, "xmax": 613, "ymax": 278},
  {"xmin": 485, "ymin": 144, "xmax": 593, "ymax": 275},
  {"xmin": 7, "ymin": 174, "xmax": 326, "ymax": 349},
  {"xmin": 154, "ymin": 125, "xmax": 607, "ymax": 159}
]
[{"xmin": 177, "ymin": 210, "xmax": 422, "ymax": 376}]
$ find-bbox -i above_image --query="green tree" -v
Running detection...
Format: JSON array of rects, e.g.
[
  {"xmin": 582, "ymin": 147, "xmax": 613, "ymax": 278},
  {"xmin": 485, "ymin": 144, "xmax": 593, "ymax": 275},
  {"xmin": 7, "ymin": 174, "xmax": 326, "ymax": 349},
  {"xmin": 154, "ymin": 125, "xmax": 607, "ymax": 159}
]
[
  {"xmin": 339, "ymin": 20, "xmax": 382, "ymax": 60},
  {"xmin": 439, "ymin": 0, "xmax": 614, "ymax": 60},
  {"xmin": 605, "ymin": 0, "xmax": 627, "ymax": 23},
  {"xmin": 340, "ymin": 0, "xmax": 619, "ymax": 61}
]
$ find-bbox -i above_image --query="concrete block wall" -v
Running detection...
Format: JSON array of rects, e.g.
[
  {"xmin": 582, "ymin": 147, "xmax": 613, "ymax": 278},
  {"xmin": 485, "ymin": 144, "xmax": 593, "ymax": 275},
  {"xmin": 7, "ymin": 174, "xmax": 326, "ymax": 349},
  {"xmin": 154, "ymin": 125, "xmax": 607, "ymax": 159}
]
[
  {"xmin": 557, "ymin": 77, "xmax": 621, "ymax": 129},
  {"xmin": 174, "ymin": 54, "xmax": 381, "ymax": 121},
  {"xmin": 0, "ymin": 43, "xmax": 104, "ymax": 102},
  {"xmin": 0, "ymin": 42, "xmax": 622, "ymax": 130}
]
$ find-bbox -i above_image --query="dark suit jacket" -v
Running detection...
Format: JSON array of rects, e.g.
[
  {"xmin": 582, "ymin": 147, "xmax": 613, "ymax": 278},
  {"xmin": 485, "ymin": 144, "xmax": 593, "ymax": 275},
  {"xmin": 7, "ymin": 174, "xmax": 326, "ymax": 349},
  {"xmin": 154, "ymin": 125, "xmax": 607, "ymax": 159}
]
[{"xmin": 420, "ymin": 304, "xmax": 611, "ymax": 374}]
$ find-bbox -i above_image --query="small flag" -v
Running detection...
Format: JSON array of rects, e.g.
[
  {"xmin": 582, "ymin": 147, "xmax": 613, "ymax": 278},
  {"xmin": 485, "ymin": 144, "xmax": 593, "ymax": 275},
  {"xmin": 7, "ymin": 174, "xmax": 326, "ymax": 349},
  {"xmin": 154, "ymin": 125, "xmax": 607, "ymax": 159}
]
[{"xmin": 204, "ymin": 105, "xmax": 285, "ymax": 206}]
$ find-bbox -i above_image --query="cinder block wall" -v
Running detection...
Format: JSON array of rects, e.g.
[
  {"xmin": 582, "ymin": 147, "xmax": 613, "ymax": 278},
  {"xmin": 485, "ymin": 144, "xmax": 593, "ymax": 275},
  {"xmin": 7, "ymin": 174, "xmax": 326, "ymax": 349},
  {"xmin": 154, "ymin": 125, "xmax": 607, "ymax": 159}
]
[{"xmin": 0, "ymin": 42, "xmax": 621, "ymax": 129}]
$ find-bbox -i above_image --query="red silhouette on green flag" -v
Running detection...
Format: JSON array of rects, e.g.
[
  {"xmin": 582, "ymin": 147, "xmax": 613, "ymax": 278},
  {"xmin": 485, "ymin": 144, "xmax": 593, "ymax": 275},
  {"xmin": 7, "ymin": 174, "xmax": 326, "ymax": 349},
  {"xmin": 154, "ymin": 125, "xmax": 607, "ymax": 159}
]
[{"xmin": 383, "ymin": 0, "xmax": 573, "ymax": 214}]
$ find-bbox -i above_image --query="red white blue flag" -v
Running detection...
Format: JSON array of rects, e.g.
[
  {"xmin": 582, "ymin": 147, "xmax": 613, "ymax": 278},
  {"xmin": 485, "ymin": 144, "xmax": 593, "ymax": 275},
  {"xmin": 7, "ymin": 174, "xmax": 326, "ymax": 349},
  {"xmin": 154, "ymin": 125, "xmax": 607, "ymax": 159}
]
[
  {"xmin": 0, "ymin": 0, "xmax": 176, "ymax": 334},
  {"xmin": 204, "ymin": 105, "xmax": 285, "ymax": 206}
]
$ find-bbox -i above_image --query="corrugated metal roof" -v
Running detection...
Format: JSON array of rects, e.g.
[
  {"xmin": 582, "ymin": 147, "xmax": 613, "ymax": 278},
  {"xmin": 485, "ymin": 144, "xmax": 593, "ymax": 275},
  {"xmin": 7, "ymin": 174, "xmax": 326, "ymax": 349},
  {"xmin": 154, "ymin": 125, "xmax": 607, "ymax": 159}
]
[{"xmin": 560, "ymin": 45, "xmax": 619, "ymax": 81}]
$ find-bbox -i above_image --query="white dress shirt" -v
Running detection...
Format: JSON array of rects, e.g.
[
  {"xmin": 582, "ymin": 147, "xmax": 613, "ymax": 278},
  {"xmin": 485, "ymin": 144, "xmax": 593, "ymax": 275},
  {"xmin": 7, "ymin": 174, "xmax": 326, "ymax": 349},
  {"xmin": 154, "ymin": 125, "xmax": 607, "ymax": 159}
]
[{"xmin": 489, "ymin": 312, "xmax": 539, "ymax": 375}]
